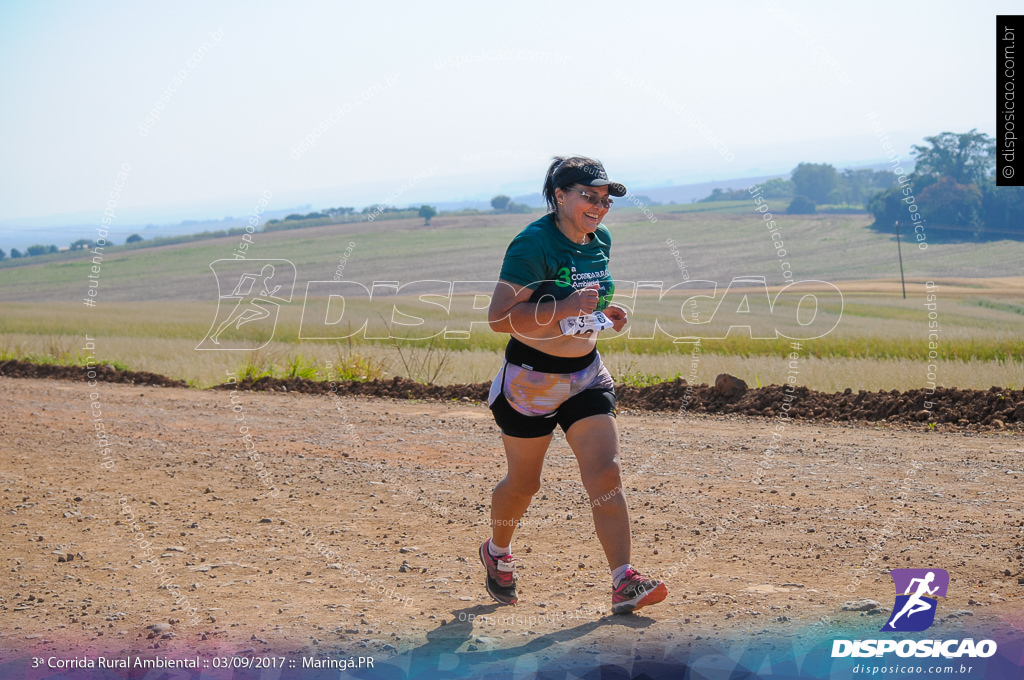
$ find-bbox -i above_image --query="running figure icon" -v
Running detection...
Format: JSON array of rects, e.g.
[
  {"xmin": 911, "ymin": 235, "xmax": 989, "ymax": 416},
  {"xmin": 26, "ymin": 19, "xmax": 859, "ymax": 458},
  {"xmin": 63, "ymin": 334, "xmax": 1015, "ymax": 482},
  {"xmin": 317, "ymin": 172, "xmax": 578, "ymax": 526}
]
[
  {"xmin": 211, "ymin": 264, "xmax": 283, "ymax": 344},
  {"xmin": 880, "ymin": 568, "xmax": 949, "ymax": 632},
  {"xmin": 886, "ymin": 571, "xmax": 938, "ymax": 627},
  {"xmin": 196, "ymin": 258, "xmax": 296, "ymax": 351}
]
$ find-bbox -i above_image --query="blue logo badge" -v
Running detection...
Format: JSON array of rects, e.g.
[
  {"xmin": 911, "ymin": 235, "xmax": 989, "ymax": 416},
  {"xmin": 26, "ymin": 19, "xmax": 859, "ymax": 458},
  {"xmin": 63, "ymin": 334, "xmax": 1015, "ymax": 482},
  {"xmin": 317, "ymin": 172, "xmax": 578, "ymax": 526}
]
[{"xmin": 880, "ymin": 568, "xmax": 949, "ymax": 632}]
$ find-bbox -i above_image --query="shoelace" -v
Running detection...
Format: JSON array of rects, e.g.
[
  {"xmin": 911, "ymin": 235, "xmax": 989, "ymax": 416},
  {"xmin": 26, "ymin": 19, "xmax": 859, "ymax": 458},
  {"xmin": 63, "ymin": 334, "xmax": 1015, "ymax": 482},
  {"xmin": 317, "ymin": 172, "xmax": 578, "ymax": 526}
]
[
  {"xmin": 493, "ymin": 555, "xmax": 519, "ymax": 585},
  {"xmin": 487, "ymin": 550, "xmax": 518, "ymax": 566},
  {"xmin": 618, "ymin": 570, "xmax": 652, "ymax": 590}
]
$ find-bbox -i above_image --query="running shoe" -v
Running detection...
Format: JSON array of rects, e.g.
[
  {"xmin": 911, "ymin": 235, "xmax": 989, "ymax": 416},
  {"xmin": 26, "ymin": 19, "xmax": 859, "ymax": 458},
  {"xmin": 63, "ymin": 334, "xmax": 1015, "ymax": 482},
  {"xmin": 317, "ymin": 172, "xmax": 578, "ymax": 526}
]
[
  {"xmin": 611, "ymin": 568, "xmax": 667, "ymax": 614},
  {"xmin": 479, "ymin": 539, "xmax": 518, "ymax": 605}
]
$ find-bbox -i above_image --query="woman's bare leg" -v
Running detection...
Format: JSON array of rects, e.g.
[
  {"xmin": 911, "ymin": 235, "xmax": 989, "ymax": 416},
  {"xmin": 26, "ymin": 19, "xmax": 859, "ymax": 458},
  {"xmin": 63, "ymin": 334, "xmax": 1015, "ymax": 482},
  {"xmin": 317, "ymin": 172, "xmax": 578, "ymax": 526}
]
[
  {"xmin": 565, "ymin": 414, "xmax": 630, "ymax": 570},
  {"xmin": 490, "ymin": 433, "xmax": 552, "ymax": 547}
]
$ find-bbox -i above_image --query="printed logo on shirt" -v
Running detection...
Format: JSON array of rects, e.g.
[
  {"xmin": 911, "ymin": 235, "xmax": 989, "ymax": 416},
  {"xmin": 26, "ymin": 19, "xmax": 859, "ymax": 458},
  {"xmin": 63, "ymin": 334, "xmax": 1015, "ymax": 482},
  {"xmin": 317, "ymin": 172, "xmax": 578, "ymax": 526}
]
[{"xmin": 556, "ymin": 266, "xmax": 610, "ymax": 289}]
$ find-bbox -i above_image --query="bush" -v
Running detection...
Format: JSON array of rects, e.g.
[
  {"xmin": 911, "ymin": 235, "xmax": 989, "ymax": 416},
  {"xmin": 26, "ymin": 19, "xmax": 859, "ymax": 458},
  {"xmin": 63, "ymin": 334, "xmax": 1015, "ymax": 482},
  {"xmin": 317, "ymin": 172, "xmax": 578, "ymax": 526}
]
[
  {"xmin": 699, "ymin": 187, "xmax": 748, "ymax": 202},
  {"xmin": 918, "ymin": 176, "xmax": 982, "ymax": 228},
  {"xmin": 791, "ymin": 162, "xmax": 840, "ymax": 204},
  {"xmin": 126, "ymin": 234, "xmax": 143, "ymax": 243},
  {"xmin": 418, "ymin": 205, "xmax": 437, "ymax": 225},
  {"xmin": 787, "ymin": 195, "xmax": 816, "ymax": 214},
  {"xmin": 978, "ymin": 181, "xmax": 1024, "ymax": 239},
  {"xmin": 761, "ymin": 178, "xmax": 795, "ymax": 199}
]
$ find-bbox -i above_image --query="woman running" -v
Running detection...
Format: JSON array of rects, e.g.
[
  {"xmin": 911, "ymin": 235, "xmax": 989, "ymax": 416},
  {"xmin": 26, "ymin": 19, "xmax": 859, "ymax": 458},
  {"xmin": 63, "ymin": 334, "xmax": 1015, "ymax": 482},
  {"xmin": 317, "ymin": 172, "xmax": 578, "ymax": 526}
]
[{"xmin": 479, "ymin": 156, "xmax": 668, "ymax": 615}]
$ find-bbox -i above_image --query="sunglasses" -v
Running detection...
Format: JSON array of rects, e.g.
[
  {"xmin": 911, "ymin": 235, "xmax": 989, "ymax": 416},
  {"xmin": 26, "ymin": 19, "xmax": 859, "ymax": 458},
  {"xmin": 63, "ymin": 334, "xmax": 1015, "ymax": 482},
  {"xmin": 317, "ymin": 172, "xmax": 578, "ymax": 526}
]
[{"xmin": 567, "ymin": 187, "xmax": 613, "ymax": 209}]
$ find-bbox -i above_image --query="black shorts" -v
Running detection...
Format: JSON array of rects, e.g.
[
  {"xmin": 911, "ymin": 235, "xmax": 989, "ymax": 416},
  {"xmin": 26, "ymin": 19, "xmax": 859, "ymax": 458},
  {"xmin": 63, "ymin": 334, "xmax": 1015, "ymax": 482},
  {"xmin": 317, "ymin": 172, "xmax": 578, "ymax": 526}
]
[
  {"xmin": 488, "ymin": 338, "xmax": 616, "ymax": 438},
  {"xmin": 490, "ymin": 388, "xmax": 616, "ymax": 439}
]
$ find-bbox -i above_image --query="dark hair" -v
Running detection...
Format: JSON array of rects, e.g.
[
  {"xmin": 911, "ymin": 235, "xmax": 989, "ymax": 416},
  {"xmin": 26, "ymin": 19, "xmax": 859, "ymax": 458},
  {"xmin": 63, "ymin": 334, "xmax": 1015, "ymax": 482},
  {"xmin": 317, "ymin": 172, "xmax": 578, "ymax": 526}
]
[{"xmin": 542, "ymin": 155, "xmax": 601, "ymax": 213}]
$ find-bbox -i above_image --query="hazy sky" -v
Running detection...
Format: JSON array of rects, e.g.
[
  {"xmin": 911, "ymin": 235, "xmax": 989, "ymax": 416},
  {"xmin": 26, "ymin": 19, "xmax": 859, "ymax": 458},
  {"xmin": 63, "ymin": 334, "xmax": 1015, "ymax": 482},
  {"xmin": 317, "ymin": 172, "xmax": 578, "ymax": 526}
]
[{"xmin": 0, "ymin": 0, "xmax": 1010, "ymax": 224}]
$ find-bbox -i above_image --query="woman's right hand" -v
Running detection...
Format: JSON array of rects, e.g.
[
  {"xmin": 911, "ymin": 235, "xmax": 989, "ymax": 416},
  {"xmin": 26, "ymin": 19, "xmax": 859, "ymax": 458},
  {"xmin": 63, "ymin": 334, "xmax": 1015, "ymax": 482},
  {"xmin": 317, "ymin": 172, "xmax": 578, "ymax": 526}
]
[{"xmin": 561, "ymin": 284, "xmax": 600, "ymax": 318}]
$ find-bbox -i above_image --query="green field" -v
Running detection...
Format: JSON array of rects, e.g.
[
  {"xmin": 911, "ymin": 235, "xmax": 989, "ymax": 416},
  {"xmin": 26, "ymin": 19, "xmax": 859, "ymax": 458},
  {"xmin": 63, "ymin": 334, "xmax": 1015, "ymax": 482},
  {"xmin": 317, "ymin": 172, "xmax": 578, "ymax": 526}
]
[{"xmin": 1, "ymin": 209, "xmax": 1022, "ymax": 391}]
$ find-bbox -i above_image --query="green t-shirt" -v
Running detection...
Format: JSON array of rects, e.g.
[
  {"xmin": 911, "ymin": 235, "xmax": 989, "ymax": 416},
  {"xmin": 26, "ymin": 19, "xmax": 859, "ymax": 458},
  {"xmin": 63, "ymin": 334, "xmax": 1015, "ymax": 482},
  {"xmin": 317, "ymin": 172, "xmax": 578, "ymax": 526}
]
[{"xmin": 498, "ymin": 213, "xmax": 615, "ymax": 311}]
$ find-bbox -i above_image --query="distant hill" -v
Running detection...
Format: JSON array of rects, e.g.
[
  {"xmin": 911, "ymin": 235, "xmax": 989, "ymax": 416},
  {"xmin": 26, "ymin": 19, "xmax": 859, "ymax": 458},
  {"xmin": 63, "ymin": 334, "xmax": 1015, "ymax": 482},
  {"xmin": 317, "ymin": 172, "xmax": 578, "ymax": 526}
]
[
  {"xmin": 1, "ymin": 207, "xmax": 1021, "ymax": 304},
  {"xmin": 481, "ymin": 162, "xmax": 912, "ymax": 210},
  {"xmin": 0, "ymin": 206, "xmax": 311, "ymax": 253}
]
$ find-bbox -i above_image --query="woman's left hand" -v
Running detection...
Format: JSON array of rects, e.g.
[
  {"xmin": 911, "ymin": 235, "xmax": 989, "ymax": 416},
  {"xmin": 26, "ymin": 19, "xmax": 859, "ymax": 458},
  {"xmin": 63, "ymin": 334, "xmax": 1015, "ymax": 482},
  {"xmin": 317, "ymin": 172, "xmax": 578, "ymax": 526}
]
[{"xmin": 603, "ymin": 304, "xmax": 629, "ymax": 332}]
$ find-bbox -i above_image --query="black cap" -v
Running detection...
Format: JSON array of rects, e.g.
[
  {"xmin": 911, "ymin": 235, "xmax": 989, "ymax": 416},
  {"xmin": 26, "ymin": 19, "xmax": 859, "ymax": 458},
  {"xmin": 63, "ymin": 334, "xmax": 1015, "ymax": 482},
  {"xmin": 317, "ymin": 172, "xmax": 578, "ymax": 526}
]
[{"xmin": 553, "ymin": 160, "xmax": 627, "ymax": 197}]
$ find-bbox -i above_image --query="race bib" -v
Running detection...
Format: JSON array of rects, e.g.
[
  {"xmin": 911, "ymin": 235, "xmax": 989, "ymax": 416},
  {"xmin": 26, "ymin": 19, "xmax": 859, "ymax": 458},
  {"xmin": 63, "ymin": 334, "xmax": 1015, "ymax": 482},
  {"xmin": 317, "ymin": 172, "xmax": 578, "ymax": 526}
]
[{"xmin": 559, "ymin": 311, "xmax": 614, "ymax": 336}]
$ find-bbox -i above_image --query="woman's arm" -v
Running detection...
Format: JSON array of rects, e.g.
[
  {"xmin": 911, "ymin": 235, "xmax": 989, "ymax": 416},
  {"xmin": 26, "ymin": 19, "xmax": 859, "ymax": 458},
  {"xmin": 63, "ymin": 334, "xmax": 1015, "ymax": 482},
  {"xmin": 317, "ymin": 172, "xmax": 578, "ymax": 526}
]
[{"xmin": 488, "ymin": 280, "xmax": 600, "ymax": 337}]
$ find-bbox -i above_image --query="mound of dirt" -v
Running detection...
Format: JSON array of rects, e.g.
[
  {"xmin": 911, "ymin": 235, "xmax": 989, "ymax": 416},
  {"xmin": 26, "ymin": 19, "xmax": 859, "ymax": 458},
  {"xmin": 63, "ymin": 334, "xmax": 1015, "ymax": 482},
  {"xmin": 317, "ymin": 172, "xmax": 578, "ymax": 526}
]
[
  {"xmin": 218, "ymin": 374, "xmax": 490, "ymax": 402},
  {"xmin": 616, "ymin": 380, "xmax": 1022, "ymax": 426},
  {"xmin": 220, "ymin": 374, "xmax": 1021, "ymax": 427},
  {"xmin": 4, "ymin": 359, "xmax": 1020, "ymax": 427},
  {"xmin": 0, "ymin": 359, "xmax": 187, "ymax": 388}
]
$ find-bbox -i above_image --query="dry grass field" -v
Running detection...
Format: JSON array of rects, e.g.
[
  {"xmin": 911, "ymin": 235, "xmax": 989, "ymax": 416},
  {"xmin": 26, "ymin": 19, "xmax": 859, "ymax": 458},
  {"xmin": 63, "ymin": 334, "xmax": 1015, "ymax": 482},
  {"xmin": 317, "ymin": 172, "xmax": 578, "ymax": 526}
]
[{"xmin": 1, "ymin": 212, "xmax": 1022, "ymax": 391}]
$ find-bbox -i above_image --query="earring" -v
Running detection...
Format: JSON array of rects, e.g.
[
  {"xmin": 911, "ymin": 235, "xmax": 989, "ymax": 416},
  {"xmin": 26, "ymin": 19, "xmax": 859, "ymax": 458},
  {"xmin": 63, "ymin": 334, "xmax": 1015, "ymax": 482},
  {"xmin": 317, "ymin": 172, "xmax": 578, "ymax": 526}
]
[{"xmin": 557, "ymin": 201, "xmax": 564, "ymax": 205}]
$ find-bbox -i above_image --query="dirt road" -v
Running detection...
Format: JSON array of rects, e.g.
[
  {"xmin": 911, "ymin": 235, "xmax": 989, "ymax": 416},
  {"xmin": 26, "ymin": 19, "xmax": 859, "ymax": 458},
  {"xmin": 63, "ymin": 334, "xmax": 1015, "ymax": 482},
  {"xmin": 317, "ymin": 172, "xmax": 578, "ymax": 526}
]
[{"xmin": 1, "ymin": 377, "xmax": 1021, "ymax": 675}]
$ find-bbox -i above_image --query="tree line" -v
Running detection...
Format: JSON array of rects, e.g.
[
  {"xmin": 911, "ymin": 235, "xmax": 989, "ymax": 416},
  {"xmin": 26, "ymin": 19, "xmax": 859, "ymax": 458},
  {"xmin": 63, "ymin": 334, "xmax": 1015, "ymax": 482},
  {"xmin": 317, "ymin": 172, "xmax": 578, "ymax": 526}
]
[
  {"xmin": 700, "ymin": 165, "xmax": 897, "ymax": 213},
  {"xmin": 3, "ymin": 193, "xmax": 540, "ymax": 262},
  {"xmin": 867, "ymin": 130, "xmax": 1022, "ymax": 242},
  {"xmin": 699, "ymin": 130, "xmax": 1022, "ymax": 241},
  {"xmin": 264, "ymin": 204, "xmax": 441, "ymax": 227},
  {"xmin": 0, "ymin": 234, "xmax": 146, "ymax": 261},
  {"xmin": 489, "ymin": 195, "xmax": 532, "ymax": 213}
]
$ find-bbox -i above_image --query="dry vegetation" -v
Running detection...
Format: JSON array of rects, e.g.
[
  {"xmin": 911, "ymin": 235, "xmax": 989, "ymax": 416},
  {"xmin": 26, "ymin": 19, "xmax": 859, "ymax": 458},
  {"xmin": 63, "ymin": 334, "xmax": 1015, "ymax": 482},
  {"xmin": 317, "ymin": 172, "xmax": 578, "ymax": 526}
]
[{"xmin": 1, "ymin": 212, "xmax": 1023, "ymax": 391}]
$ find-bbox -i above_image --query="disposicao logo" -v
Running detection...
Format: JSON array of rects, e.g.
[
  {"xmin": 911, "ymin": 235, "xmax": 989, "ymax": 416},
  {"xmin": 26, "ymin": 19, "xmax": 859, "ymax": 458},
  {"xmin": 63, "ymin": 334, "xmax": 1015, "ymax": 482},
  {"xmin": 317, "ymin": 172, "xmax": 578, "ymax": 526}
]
[
  {"xmin": 881, "ymin": 568, "xmax": 949, "ymax": 632},
  {"xmin": 831, "ymin": 568, "xmax": 997, "ymax": 659},
  {"xmin": 196, "ymin": 259, "xmax": 296, "ymax": 350}
]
